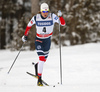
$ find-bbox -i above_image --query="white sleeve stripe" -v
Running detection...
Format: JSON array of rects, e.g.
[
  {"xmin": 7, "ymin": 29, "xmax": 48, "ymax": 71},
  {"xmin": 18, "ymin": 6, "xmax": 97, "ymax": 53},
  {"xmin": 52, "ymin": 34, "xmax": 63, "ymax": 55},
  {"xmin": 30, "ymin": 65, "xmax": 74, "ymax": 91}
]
[{"xmin": 36, "ymin": 50, "xmax": 49, "ymax": 54}]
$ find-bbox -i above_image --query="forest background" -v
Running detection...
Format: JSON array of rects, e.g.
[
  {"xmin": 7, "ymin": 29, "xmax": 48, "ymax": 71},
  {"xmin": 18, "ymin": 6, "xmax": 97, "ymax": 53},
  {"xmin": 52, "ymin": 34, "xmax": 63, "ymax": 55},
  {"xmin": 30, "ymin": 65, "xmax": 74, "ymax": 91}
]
[{"xmin": 0, "ymin": 0, "xmax": 100, "ymax": 50}]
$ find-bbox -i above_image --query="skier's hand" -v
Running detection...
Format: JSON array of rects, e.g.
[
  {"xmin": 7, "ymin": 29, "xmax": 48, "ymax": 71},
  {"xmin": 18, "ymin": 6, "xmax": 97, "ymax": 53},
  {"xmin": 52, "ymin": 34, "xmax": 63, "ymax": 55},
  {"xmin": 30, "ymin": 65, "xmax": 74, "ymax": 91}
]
[
  {"xmin": 22, "ymin": 35, "xmax": 28, "ymax": 42},
  {"xmin": 57, "ymin": 10, "xmax": 62, "ymax": 17}
]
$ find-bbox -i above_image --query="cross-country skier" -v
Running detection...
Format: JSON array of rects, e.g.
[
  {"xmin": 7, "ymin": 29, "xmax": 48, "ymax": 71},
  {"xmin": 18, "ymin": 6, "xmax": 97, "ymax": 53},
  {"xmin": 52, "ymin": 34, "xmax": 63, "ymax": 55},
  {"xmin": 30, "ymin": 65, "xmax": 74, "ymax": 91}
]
[{"xmin": 22, "ymin": 3, "xmax": 65, "ymax": 86}]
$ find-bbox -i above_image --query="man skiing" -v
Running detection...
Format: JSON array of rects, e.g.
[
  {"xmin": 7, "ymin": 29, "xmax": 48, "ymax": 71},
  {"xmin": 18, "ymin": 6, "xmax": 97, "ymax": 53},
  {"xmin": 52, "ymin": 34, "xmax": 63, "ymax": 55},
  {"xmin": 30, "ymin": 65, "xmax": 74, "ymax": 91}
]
[{"xmin": 22, "ymin": 3, "xmax": 65, "ymax": 86}]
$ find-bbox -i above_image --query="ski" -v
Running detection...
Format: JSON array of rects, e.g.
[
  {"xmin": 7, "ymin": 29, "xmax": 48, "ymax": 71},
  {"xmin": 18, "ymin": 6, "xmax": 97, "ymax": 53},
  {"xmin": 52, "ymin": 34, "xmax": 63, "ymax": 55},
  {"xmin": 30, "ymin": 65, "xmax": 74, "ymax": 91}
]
[{"xmin": 26, "ymin": 72, "xmax": 49, "ymax": 86}]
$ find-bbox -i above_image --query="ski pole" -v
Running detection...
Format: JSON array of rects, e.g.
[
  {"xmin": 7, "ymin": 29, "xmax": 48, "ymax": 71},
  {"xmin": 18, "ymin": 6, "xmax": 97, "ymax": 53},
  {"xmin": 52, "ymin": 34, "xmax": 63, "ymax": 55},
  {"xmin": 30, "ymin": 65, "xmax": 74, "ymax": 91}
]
[
  {"xmin": 7, "ymin": 43, "xmax": 25, "ymax": 74},
  {"xmin": 59, "ymin": 17, "xmax": 62, "ymax": 85}
]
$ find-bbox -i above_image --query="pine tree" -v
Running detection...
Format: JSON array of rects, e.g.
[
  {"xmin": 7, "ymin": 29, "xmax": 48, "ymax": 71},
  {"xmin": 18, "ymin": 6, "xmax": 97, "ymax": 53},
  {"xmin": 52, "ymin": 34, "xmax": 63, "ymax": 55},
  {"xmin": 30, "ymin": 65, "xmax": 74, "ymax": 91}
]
[
  {"xmin": 7, "ymin": 0, "xmax": 31, "ymax": 50},
  {"xmin": 1, "ymin": 0, "xmax": 100, "ymax": 50},
  {"xmin": 65, "ymin": 0, "xmax": 100, "ymax": 45}
]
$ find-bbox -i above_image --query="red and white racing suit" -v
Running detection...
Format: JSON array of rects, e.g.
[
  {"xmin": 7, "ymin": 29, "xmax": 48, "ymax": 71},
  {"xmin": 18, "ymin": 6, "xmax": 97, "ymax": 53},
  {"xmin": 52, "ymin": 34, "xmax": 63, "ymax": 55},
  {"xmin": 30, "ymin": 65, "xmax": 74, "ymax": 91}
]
[{"xmin": 24, "ymin": 13, "xmax": 65, "ymax": 77}]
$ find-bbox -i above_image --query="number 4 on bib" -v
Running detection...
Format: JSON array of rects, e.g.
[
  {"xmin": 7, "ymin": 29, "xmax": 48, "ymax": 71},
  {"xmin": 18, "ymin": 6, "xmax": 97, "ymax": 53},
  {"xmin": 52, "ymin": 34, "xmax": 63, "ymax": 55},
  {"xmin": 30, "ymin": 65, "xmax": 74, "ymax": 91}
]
[{"xmin": 42, "ymin": 27, "xmax": 46, "ymax": 33}]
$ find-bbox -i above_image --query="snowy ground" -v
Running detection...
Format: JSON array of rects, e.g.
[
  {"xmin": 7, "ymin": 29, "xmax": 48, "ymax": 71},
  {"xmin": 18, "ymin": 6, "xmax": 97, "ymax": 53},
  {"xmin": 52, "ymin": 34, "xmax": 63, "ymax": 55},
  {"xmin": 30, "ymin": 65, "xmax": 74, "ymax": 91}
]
[{"xmin": 0, "ymin": 43, "xmax": 100, "ymax": 92}]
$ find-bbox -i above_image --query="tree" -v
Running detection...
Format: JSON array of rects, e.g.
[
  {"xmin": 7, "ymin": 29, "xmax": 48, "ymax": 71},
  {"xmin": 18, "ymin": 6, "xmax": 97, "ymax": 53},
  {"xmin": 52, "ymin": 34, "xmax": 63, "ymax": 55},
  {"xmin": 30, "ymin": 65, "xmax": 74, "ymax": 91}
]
[
  {"xmin": 0, "ymin": 0, "xmax": 100, "ymax": 50},
  {"xmin": 28, "ymin": 0, "xmax": 39, "ymax": 50},
  {"xmin": 0, "ymin": 1, "xmax": 7, "ymax": 49},
  {"xmin": 65, "ymin": 0, "xmax": 100, "ymax": 45}
]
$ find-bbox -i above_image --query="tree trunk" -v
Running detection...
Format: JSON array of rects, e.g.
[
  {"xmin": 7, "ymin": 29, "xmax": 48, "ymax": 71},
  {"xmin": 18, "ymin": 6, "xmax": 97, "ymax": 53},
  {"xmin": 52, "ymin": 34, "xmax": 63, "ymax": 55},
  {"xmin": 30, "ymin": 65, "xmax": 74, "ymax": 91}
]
[
  {"xmin": 0, "ymin": 2, "xmax": 6, "ymax": 49},
  {"xmin": 30, "ymin": 0, "xmax": 39, "ymax": 50},
  {"xmin": 69, "ymin": 0, "xmax": 75, "ymax": 45},
  {"xmin": 31, "ymin": 0, "xmax": 39, "ymax": 15}
]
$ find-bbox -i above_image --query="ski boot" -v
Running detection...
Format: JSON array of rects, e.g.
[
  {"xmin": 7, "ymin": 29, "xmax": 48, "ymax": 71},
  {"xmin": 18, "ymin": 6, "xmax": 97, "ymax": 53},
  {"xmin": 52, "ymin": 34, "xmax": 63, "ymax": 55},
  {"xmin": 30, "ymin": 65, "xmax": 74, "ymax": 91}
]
[{"xmin": 37, "ymin": 76, "xmax": 43, "ymax": 86}]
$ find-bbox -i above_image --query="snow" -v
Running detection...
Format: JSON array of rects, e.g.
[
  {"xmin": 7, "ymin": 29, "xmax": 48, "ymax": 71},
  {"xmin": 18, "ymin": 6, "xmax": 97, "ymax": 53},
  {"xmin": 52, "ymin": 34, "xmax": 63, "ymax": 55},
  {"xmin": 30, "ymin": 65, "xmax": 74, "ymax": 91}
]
[
  {"xmin": 84, "ymin": 23, "xmax": 91, "ymax": 30},
  {"xmin": 17, "ymin": 0, "xmax": 23, "ymax": 5},
  {"xmin": 0, "ymin": 43, "xmax": 100, "ymax": 92},
  {"xmin": 72, "ymin": 32, "xmax": 80, "ymax": 39},
  {"xmin": 65, "ymin": 4, "xmax": 69, "ymax": 12},
  {"xmin": 72, "ymin": 4, "xmax": 79, "ymax": 9}
]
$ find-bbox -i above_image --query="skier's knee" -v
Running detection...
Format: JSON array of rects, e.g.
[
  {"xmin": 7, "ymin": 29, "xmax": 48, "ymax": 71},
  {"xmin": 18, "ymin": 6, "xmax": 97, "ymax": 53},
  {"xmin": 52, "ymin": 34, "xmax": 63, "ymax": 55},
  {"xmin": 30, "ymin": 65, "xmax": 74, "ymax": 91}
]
[{"xmin": 39, "ymin": 56, "xmax": 46, "ymax": 62}]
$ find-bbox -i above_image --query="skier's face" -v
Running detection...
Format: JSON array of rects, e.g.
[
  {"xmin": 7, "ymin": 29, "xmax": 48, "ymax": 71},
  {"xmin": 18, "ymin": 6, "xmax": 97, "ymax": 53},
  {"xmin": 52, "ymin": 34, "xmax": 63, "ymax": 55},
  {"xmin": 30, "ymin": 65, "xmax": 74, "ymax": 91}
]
[{"xmin": 41, "ymin": 11, "xmax": 49, "ymax": 18}]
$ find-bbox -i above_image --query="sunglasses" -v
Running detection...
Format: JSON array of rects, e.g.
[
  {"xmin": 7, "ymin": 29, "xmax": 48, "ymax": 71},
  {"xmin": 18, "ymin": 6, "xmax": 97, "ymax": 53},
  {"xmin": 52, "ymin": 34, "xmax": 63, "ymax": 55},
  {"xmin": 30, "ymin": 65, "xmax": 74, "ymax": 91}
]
[{"xmin": 42, "ymin": 11, "xmax": 49, "ymax": 13}]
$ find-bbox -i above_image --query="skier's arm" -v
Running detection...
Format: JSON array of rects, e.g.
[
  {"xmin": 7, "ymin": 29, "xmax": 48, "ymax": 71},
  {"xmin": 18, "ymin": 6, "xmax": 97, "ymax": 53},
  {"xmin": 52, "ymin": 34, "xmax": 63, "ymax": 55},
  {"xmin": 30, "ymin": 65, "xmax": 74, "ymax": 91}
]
[
  {"xmin": 24, "ymin": 26, "xmax": 32, "ymax": 36},
  {"xmin": 53, "ymin": 11, "xmax": 65, "ymax": 26},
  {"xmin": 57, "ymin": 10, "xmax": 65, "ymax": 26},
  {"xmin": 59, "ymin": 16, "xmax": 65, "ymax": 26},
  {"xmin": 22, "ymin": 16, "xmax": 36, "ymax": 42},
  {"xmin": 24, "ymin": 16, "xmax": 36, "ymax": 36}
]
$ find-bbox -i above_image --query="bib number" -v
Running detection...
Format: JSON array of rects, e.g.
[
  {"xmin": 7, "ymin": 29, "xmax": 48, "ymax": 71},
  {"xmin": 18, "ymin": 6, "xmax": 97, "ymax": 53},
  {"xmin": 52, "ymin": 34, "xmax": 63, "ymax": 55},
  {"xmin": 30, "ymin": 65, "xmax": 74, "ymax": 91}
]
[{"xmin": 42, "ymin": 27, "xmax": 46, "ymax": 33}]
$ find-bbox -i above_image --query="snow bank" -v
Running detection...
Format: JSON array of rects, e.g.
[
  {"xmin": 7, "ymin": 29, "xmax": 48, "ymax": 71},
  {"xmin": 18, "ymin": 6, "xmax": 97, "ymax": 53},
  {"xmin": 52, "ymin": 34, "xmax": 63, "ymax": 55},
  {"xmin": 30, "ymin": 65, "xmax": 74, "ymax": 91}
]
[{"xmin": 0, "ymin": 43, "xmax": 100, "ymax": 92}]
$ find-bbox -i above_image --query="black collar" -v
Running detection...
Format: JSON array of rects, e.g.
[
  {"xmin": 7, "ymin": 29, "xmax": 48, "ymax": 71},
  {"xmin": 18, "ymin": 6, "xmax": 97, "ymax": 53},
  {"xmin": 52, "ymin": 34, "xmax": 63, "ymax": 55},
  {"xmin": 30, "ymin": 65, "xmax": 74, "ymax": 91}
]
[{"xmin": 40, "ymin": 14, "xmax": 47, "ymax": 19}]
